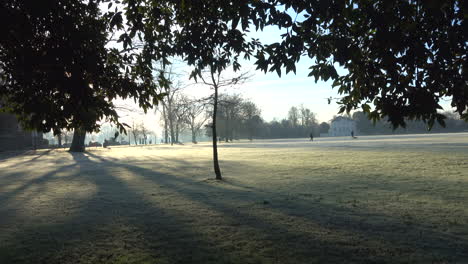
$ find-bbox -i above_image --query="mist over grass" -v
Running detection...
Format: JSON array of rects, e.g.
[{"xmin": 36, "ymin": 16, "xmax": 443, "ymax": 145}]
[{"xmin": 1, "ymin": 133, "xmax": 467, "ymax": 263}]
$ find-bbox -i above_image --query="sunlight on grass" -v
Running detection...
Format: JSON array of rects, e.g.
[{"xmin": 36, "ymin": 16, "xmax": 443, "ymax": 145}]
[{"xmin": 1, "ymin": 133, "xmax": 467, "ymax": 263}]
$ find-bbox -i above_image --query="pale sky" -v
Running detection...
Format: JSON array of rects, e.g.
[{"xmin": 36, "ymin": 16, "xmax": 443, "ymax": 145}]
[{"xmin": 116, "ymin": 58, "xmax": 343, "ymax": 136}]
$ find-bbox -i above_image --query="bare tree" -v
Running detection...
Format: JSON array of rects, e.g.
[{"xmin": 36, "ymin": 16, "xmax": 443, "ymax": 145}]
[
  {"xmin": 171, "ymin": 95, "xmax": 189, "ymax": 143},
  {"xmin": 299, "ymin": 104, "xmax": 317, "ymax": 127},
  {"xmin": 182, "ymin": 96, "xmax": 210, "ymax": 143},
  {"xmin": 130, "ymin": 120, "xmax": 141, "ymax": 145},
  {"xmin": 159, "ymin": 103, "xmax": 169, "ymax": 144},
  {"xmin": 158, "ymin": 65, "xmax": 186, "ymax": 145},
  {"xmin": 298, "ymin": 105, "xmax": 319, "ymax": 137},
  {"xmin": 199, "ymin": 67, "xmax": 251, "ymax": 180},
  {"xmin": 216, "ymin": 94, "xmax": 244, "ymax": 142},
  {"xmin": 241, "ymin": 100, "xmax": 262, "ymax": 141},
  {"xmin": 288, "ymin": 106, "xmax": 299, "ymax": 127},
  {"xmin": 139, "ymin": 122, "xmax": 149, "ymax": 145},
  {"xmin": 114, "ymin": 103, "xmax": 144, "ymax": 145}
]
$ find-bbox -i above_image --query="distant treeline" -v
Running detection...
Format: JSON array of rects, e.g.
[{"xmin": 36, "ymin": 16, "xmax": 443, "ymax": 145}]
[
  {"xmin": 207, "ymin": 94, "xmax": 467, "ymax": 141},
  {"xmin": 352, "ymin": 111, "xmax": 468, "ymax": 135},
  {"xmin": 206, "ymin": 95, "xmax": 325, "ymax": 141}
]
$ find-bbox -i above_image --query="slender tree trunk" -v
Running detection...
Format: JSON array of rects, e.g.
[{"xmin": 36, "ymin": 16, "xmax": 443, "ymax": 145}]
[
  {"xmin": 212, "ymin": 83, "xmax": 222, "ymax": 180},
  {"xmin": 167, "ymin": 99, "xmax": 175, "ymax": 146},
  {"xmin": 169, "ymin": 114, "xmax": 175, "ymax": 145},
  {"xmin": 162, "ymin": 103, "xmax": 169, "ymax": 144},
  {"xmin": 133, "ymin": 132, "xmax": 138, "ymax": 145},
  {"xmin": 225, "ymin": 117, "xmax": 229, "ymax": 142},
  {"xmin": 69, "ymin": 129, "xmax": 86, "ymax": 152},
  {"xmin": 191, "ymin": 122, "xmax": 197, "ymax": 143}
]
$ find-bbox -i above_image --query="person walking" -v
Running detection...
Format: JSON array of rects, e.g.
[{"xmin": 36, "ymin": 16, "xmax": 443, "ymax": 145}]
[{"xmin": 310, "ymin": 132, "xmax": 314, "ymax": 141}]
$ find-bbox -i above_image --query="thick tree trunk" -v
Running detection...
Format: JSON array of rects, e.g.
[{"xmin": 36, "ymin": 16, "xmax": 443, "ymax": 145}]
[
  {"xmin": 212, "ymin": 84, "xmax": 222, "ymax": 180},
  {"xmin": 57, "ymin": 134, "xmax": 62, "ymax": 148},
  {"xmin": 192, "ymin": 129, "xmax": 197, "ymax": 144},
  {"xmin": 169, "ymin": 120, "xmax": 175, "ymax": 145},
  {"xmin": 190, "ymin": 117, "xmax": 197, "ymax": 143},
  {"xmin": 69, "ymin": 129, "xmax": 86, "ymax": 152}
]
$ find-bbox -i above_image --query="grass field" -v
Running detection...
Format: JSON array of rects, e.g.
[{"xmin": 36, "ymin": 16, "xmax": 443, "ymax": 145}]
[{"xmin": 1, "ymin": 133, "xmax": 467, "ymax": 263}]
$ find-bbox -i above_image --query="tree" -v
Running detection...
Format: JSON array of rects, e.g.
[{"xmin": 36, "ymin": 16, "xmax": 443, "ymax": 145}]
[
  {"xmin": 299, "ymin": 105, "xmax": 317, "ymax": 128},
  {"xmin": 319, "ymin": 122, "xmax": 330, "ymax": 134},
  {"xmin": 4, "ymin": 0, "xmax": 465, "ymax": 149},
  {"xmin": 241, "ymin": 101, "xmax": 262, "ymax": 141},
  {"xmin": 56, "ymin": 134, "xmax": 63, "ymax": 148},
  {"xmin": 130, "ymin": 120, "xmax": 141, "ymax": 145},
  {"xmin": 288, "ymin": 107, "xmax": 299, "ymax": 128},
  {"xmin": 216, "ymin": 94, "xmax": 244, "ymax": 142},
  {"xmin": 0, "ymin": 0, "xmax": 164, "ymax": 152},
  {"xmin": 253, "ymin": 0, "xmax": 467, "ymax": 128},
  {"xmin": 352, "ymin": 111, "xmax": 374, "ymax": 135},
  {"xmin": 183, "ymin": 97, "xmax": 209, "ymax": 144},
  {"xmin": 123, "ymin": 0, "xmax": 466, "ymax": 127},
  {"xmin": 139, "ymin": 122, "xmax": 149, "ymax": 145},
  {"xmin": 119, "ymin": 0, "xmax": 262, "ymax": 179},
  {"xmin": 172, "ymin": 95, "xmax": 189, "ymax": 143},
  {"xmin": 158, "ymin": 103, "xmax": 169, "ymax": 144},
  {"xmin": 158, "ymin": 66, "xmax": 187, "ymax": 145},
  {"xmin": 200, "ymin": 68, "xmax": 250, "ymax": 180}
]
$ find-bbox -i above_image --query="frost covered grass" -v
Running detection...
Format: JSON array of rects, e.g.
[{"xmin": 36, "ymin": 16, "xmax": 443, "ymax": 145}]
[{"xmin": 1, "ymin": 133, "xmax": 467, "ymax": 263}]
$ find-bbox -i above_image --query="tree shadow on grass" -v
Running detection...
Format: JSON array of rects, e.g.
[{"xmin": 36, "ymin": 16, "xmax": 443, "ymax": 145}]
[
  {"xmin": 0, "ymin": 149, "xmax": 52, "ymax": 165},
  {"xmin": 1, "ymin": 151, "xmax": 467, "ymax": 264},
  {"xmin": 0, "ymin": 161, "xmax": 79, "ymax": 207},
  {"xmin": 1, "ymin": 152, "xmax": 288, "ymax": 264},
  {"xmin": 0, "ymin": 150, "xmax": 30, "ymax": 161},
  {"xmin": 86, "ymin": 152, "xmax": 468, "ymax": 263}
]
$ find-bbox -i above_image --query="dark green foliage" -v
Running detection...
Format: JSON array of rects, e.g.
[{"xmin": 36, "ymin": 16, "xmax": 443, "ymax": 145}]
[
  {"xmin": 253, "ymin": 0, "xmax": 467, "ymax": 129},
  {"xmin": 1, "ymin": 0, "xmax": 466, "ymax": 138},
  {"xmin": 120, "ymin": 0, "xmax": 261, "ymax": 73},
  {"xmin": 319, "ymin": 122, "xmax": 330, "ymax": 134},
  {"xmin": 0, "ymin": 0, "xmax": 163, "ymax": 136},
  {"xmin": 257, "ymin": 119, "xmax": 320, "ymax": 139},
  {"xmin": 123, "ymin": 0, "xmax": 466, "ymax": 129},
  {"xmin": 352, "ymin": 111, "xmax": 468, "ymax": 135}
]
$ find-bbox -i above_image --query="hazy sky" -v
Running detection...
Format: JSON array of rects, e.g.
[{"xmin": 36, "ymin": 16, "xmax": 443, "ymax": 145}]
[
  {"xmin": 240, "ymin": 22, "xmax": 342, "ymax": 122},
  {"xmin": 117, "ymin": 57, "xmax": 343, "ymax": 136}
]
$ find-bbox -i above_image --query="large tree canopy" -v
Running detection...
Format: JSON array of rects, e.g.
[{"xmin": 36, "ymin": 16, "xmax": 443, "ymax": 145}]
[
  {"xmin": 1, "ymin": 0, "xmax": 466, "ymax": 137},
  {"xmin": 255, "ymin": 0, "xmax": 467, "ymax": 128},
  {"xmin": 120, "ymin": 0, "xmax": 466, "ymax": 128},
  {"xmin": 0, "ymin": 0, "xmax": 162, "ymax": 136}
]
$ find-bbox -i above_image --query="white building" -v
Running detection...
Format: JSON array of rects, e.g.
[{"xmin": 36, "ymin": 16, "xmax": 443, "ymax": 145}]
[{"xmin": 329, "ymin": 116, "xmax": 356, "ymax": 137}]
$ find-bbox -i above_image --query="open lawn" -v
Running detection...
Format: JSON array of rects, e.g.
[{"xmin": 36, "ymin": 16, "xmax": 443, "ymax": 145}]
[{"xmin": 1, "ymin": 133, "xmax": 468, "ymax": 263}]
